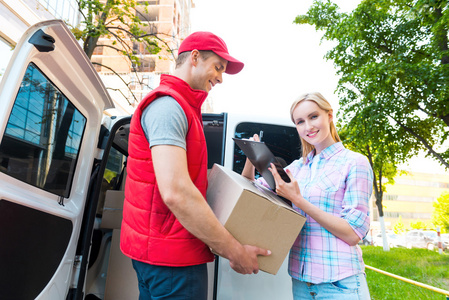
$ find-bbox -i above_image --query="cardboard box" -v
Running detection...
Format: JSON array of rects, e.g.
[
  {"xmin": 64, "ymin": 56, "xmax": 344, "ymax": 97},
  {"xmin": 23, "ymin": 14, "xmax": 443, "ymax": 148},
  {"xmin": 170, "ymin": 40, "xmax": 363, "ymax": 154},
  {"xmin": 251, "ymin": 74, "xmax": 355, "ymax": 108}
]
[
  {"xmin": 104, "ymin": 229, "xmax": 139, "ymax": 300},
  {"xmin": 101, "ymin": 190, "xmax": 125, "ymax": 229},
  {"xmin": 207, "ymin": 164, "xmax": 306, "ymax": 275}
]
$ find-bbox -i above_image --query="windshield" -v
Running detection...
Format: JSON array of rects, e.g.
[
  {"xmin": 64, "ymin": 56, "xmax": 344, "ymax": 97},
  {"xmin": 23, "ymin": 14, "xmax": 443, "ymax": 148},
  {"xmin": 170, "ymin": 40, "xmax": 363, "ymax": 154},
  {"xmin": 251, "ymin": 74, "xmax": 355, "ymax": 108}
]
[{"xmin": 423, "ymin": 231, "xmax": 437, "ymax": 238}]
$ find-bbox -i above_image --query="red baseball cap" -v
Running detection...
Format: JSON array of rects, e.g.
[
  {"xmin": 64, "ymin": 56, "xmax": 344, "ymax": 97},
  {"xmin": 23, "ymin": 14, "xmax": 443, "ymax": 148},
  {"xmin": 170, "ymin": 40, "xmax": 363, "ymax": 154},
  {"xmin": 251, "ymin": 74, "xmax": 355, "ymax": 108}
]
[{"xmin": 178, "ymin": 31, "xmax": 244, "ymax": 75}]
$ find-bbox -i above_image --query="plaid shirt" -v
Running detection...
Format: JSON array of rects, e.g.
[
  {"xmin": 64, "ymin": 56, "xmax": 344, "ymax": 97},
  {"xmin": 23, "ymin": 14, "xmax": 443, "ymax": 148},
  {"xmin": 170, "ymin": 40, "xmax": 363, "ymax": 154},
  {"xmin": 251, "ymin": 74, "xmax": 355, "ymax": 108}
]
[{"xmin": 259, "ymin": 142, "xmax": 373, "ymax": 284}]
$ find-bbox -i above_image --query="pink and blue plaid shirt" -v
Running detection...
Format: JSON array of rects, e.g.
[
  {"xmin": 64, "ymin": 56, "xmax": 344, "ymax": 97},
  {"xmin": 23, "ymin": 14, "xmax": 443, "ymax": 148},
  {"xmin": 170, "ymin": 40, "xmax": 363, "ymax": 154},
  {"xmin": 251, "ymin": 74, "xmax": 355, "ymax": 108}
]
[{"xmin": 259, "ymin": 142, "xmax": 373, "ymax": 284}]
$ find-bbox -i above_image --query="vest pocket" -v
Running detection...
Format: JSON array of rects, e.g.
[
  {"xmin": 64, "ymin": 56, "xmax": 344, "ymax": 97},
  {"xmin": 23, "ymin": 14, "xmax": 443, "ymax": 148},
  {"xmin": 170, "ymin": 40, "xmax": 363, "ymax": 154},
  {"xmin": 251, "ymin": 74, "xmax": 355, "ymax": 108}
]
[{"xmin": 160, "ymin": 212, "xmax": 176, "ymax": 235}]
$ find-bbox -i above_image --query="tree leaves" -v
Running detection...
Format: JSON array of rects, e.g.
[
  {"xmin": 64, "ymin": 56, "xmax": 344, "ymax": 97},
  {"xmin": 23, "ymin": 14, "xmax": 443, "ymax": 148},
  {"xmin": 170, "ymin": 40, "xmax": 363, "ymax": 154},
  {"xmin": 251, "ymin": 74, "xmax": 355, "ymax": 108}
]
[{"xmin": 432, "ymin": 192, "xmax": 449, "ymax": 231}]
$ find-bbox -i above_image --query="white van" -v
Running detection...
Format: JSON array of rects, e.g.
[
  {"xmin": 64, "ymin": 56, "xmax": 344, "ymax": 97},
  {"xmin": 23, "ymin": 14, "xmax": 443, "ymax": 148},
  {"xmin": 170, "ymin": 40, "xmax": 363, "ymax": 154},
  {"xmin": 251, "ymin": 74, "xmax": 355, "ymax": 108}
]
[{"xmin": 0, "ymin": 20, "xmax": 301, "ymax": 300}]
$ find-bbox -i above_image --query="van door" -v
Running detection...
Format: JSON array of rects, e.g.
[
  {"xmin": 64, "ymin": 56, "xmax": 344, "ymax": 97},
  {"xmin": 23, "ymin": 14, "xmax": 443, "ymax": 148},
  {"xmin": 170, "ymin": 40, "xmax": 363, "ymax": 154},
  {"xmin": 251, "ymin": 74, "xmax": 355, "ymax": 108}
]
[
  {"xmin": 219, "ymin": 114, "xmax": 301, "ymax": 300},
  {"xmin": 204, "ymin": 113, "xmax": 301, "ymax": 300},
  {"xmin": 0, "ymin": 20, "xmax": 113, "ymax": 300}
]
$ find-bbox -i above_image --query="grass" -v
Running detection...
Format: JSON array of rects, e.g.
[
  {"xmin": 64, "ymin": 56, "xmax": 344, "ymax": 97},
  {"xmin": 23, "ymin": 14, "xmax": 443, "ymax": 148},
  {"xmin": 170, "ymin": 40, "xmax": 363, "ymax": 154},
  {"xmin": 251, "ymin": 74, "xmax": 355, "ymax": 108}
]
[{"xmin": 361, "ymin": 246, "xmax": 449, "ymax": 300}]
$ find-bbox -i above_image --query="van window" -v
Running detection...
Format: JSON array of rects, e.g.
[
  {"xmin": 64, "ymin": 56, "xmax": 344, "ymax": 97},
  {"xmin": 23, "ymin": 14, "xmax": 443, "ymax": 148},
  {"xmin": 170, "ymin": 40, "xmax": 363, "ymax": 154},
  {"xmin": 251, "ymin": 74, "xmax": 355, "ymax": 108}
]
[
  {"xmin": 0, "ymin": 63, "xmax": 86, "ymax": 198},
  {"xmin": 105, "ymin": 146, "xmax": 126, "ymax": 186},
  {"xmin": 96, "ymin": 145, "xmax": 127, "ymax": 216},
  {"xmin": 233, "ymin": 122, "xmax": 301, "ymax": 175}
]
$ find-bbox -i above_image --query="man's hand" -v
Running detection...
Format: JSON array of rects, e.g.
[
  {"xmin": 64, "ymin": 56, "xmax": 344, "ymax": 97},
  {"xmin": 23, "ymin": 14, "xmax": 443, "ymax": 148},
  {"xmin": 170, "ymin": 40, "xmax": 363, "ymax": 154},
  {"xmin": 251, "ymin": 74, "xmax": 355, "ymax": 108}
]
[{"xmin": 228, "ymin": 245, "xmax": 271, "ymax": 274}]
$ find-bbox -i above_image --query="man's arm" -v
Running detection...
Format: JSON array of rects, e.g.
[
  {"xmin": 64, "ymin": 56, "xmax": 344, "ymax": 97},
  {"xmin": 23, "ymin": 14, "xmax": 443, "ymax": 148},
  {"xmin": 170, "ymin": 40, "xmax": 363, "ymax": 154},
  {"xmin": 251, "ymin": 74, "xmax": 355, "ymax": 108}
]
[{"xmin": 151, "ymin": 144, "xmax": 270, "ymax": 274}]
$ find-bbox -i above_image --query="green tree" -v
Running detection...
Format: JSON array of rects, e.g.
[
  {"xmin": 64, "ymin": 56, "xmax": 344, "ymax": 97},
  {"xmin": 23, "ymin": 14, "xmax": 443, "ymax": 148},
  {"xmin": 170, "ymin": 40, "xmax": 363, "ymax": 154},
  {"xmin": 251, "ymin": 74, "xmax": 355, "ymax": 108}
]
[
  {"xmin": 393, "ymin": 215, "xmax": 405, "ymax": 234},
  {"xmin": 69, "ymin": 0, "xmax": 171, "ymax": 104},
  {"xmin": 432, "ymin": 191, "xmax": 449, "ymax": 232},
  {"xmin": 294, "ymin": 0, "xmax": 449, "ymax": 170},
  {"xmin": 410, "ymin": 219, "xmax": 426, "ymax": 229},
  {"xmin": 337, "ymin": 103, "xmax": 414, "ymax": 251},
  {"xmin": 338, "ymin": 103, "xmax": 414, "ymax": 219}
]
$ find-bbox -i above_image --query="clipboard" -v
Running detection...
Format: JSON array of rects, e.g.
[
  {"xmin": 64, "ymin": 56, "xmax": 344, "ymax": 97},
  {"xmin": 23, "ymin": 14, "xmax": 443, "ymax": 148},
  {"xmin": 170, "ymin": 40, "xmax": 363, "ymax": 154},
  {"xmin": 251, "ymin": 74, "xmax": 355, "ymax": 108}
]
[{"xmin": 233, "ymin": 138, "xmax": 291, "ymax": 199}]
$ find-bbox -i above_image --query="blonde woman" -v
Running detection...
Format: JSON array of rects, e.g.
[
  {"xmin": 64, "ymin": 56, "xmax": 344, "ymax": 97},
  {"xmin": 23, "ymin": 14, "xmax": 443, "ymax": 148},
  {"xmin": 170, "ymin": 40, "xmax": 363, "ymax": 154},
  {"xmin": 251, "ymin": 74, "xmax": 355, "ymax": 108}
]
[{"xmin": 243, "ymin": 92, "xmax": 373, "ymax": 299}]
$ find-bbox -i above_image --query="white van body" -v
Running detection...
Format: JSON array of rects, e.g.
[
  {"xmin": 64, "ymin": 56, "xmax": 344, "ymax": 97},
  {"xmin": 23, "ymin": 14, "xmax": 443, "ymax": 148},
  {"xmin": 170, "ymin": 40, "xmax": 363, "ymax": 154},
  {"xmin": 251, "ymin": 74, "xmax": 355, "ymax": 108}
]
[{"xmin": 0, "ymin": 20, "xmax": 301, "ymax": 300}]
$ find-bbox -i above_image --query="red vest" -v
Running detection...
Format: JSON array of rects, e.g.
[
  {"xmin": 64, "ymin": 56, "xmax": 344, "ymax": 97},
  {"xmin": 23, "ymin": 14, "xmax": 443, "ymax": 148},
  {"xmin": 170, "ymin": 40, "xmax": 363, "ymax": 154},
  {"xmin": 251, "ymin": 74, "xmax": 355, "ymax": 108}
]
[{"xmin": 120, "ymin": 74, "xmax": 214, "ymax": 266}]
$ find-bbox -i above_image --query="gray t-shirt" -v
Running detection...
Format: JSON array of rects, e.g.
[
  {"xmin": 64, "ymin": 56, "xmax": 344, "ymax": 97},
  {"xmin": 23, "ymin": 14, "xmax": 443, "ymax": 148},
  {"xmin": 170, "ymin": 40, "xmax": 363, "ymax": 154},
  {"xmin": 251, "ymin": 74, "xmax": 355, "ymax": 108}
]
[{"xmin": 141, "ymin": 96, "xmax": 188, "ymax": 149}]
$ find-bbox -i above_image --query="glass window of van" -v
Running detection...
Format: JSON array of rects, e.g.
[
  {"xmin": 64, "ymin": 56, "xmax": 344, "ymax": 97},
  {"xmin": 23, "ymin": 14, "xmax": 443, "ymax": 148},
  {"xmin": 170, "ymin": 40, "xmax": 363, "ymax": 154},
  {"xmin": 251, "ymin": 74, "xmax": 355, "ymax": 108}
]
[
  {"xmin": 0, "ymin": 63, "xmax": 86, "ymax": 198},
  {"xmin": 233, "ymin": 122, "xmax": 301, "ymax": 176}
]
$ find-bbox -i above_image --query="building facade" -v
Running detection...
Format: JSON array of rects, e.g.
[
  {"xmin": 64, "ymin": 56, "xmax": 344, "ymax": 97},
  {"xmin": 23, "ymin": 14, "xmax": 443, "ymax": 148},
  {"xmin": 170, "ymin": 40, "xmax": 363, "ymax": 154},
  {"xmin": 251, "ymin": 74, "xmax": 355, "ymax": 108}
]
[
  {"xmin": 0, "ymin": 0, "xmax": 81, "ymax": 81},
  {"xmin": 379, "ymin": 171, "xmax": 449, "ymax": 229},
  {"xmin": 369, "ymin": 152, "xmax": 449, "ymax": 232}
]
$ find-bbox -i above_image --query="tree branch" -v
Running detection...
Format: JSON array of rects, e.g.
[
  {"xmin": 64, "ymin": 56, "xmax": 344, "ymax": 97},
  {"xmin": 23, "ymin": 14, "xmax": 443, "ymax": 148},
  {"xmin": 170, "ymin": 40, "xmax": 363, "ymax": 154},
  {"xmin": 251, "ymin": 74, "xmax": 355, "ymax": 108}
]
[
  {"xmin": 91, "ymin": 62, "xmax": 138, "ymax": 105},
  {"xmin": 390, "ymin": 116, "xmax": 449, "ymax": 169},
  {"xmin": 349, "ymin": 83, "xmax": 449, "ymax": 169},
  {"xmin": 106, "ymin": 26, "xmax": 176, "ymax": 60}
]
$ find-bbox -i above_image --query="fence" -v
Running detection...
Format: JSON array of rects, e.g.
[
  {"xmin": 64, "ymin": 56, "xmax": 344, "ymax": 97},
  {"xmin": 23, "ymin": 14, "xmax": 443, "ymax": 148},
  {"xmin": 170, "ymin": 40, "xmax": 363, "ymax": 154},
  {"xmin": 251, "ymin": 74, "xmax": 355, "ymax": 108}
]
[{"xmin": 366, "ymin": 265, "xmax": 449, "ymax": 299}]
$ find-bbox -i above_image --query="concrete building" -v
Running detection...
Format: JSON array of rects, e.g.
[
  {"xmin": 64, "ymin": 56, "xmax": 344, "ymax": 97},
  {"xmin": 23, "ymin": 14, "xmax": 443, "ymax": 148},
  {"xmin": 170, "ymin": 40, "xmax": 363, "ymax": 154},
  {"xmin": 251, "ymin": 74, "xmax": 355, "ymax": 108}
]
[
  {"xmin": 371, "ymin": 154, "xmax": 449, "ymax": 231},
  {"xmin": 380, "ymin": 172, "xmax": 449, "ymax": 229},
  {"xmin": 0, "ymin": 0, "xmax": 80, "ymax": 46}
]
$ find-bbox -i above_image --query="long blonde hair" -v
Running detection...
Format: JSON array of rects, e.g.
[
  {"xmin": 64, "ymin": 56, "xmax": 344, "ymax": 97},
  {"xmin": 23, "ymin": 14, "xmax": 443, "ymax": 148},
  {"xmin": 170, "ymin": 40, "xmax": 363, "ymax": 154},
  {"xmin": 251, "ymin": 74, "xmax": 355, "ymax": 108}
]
[{"xmin": 290, "ymin": 92, "xmax": 341, "ymax": 159}]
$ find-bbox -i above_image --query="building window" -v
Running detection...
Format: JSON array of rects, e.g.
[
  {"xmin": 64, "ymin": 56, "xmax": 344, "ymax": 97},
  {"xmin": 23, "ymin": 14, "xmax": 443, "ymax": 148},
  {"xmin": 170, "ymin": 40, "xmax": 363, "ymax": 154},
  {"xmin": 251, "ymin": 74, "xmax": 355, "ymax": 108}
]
[
  {"xmin": 129, "ymin": 76, "xmax": 137, "ymax": 90},
  {"xmin": 133, "ymin": 42, "xmax": 153, "ymax": 55},
  {"xmin": 384, "ymin": 194, "xmax": 434, "ymax": 202},
  {"xmin": 132, "ymin": 57, "xmax": 156, "ymax": 72},
  {"xmin": 142, "ymin": 75, "xmax": 150, "ymax": 90},
  {"xmin": 135, "ymin": 5, "xmax": 160, "ymax": 22},
  {"xmin": 37, "ymin": 0, "xmax": 81, "ymax": 26},
  {"xmin": 386, "ymin": 212, "xmax": 432, "ymax": 219},
  {"xmin": 385, "ymin": 194, "xmax": 398, "ymax": 201},
  {"xmin": 384, "ymin": 212, "xmax": 400, "ymax": 218},
  {"xmin": 137, "ymin": 0, "xmax": 160, "ymax": 5},
  {"xmin": 395, "ymin": 178, "xmax": 441, "ymax": 188},
  {"xmin": 142, "ymin": 23, "xmax": 159, "ymax": 36}
]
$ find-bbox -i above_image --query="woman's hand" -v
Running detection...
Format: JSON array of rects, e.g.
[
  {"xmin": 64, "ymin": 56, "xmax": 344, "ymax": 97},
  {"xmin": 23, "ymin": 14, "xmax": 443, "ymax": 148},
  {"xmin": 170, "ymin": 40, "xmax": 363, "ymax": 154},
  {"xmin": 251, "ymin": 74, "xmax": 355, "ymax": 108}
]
[
  {"xmin": 268, "ymin": 163, "xmax": 305, "ymax": 208},
  {"xmin": 269, "ymin": 163, "xmax": 361, "ymax": 245},
  {"xmin": 251, "ymin": 133, "xmax": 260, "ymax": 142},
  {"xmin": 241, "ymin": 134, "xmax": 260, "ymax": 180}
]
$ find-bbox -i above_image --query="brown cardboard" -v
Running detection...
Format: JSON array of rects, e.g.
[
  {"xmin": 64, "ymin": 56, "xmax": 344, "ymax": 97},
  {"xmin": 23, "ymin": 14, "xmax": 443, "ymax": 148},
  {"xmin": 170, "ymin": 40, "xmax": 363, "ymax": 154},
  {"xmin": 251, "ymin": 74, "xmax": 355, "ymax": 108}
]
[
  {"xmin": 101, "ymin": 190, "xmax": 125, "ymax": 229},
  {"xmin": 207, "ymin": 164, "xmax": 306, "ymax": 275},
  {"xmin": 104, "ymin": 229, "xmax": 139, "ymax": 299}
]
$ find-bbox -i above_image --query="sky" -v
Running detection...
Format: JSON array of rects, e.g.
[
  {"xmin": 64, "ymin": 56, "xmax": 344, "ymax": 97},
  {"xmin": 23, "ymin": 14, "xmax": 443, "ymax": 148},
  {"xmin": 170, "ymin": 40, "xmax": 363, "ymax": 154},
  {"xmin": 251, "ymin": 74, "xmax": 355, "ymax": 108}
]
[{"xmin": 190, "ymin": 0, "xmax": 360, "ymax": 118}]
